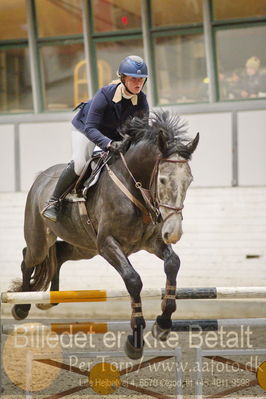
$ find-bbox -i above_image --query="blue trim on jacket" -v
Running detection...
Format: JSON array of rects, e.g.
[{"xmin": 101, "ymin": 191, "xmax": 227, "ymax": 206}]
[{"xmin": 72, "ymin": 83, "xmax": 149, "ymax": 150}]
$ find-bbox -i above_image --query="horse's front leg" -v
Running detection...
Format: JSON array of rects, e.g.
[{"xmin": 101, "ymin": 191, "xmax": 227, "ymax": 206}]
[
  {"xmin": 152, "ymin": 244, "xmax": 180, "ymax": 341},
  {"xmin": 98, "ymin": 235, "xmax": 145, "ymax": 359}
]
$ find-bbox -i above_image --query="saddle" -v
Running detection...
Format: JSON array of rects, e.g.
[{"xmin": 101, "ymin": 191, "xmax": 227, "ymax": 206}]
[
  {"xmin": 64, "ymin": 151, "xmax": 111, "ymax": 201},
  {"xmin": 63, "ymin": 151, "xmax": 157, "ymax": 226}
]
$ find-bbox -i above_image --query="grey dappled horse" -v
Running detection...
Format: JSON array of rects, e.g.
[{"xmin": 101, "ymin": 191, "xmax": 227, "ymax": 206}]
[{"xmin": 12, "ymin": 111, "xmax": 199, "ymax": 359}]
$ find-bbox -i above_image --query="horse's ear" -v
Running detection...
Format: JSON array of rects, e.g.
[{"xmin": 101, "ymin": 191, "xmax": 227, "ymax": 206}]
[
  {"xmin": 158, "ymin": 130, "xmax": 167, "ymax": 154},
  {"xmin": 187, "ymin": 132, "xmax": 199, "ymax": 154}
]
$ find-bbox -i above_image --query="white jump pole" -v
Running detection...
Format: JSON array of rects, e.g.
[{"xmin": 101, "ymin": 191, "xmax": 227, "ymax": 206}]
[
  {"xmin": 3, "ymin": 318, "xmax": 266, "ymax": 335},
  {"xmin": 2, "ymin": 286, "xmax": 266, "ymax": 305}
]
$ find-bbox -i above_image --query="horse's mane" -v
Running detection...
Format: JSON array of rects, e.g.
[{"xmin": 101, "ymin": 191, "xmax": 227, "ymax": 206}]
[{"xmin": 118, "ymin": 110, "xmax": 192, "ymax": 159}]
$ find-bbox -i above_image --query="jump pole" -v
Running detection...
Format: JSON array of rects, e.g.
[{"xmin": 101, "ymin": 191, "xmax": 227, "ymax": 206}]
[
  {"xmin": 2, "ymin": 286, "xmax": 266, "ymax": 304},
  {"xmin": 3, "ymin": 318, "xmax": 266, "ymax": 335}
]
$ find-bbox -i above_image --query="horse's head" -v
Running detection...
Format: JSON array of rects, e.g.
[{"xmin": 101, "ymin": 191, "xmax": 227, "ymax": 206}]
[
  {"xmin": 118, "ymin": 111, "xmax": 199, "ymax": 244},
  {"xmin": 152, "ymin": 112, "xmax": 199, "ymax": 244}
]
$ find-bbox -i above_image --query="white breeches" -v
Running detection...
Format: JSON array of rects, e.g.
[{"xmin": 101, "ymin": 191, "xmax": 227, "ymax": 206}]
[{"xmin": 71, "ymin": 129, "xmax": 96, "ymax": 175}]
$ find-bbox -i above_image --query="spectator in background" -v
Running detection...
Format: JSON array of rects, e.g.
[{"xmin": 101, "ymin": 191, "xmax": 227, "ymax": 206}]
[{"xmin": 238, "ymin": 56, "xmax": 265, "ymax": 98}]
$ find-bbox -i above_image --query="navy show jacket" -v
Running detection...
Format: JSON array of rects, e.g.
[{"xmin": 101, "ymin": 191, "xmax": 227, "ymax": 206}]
[{"xmin": 72, "ymin": 83, "xmax": 149, "ymax": 150}]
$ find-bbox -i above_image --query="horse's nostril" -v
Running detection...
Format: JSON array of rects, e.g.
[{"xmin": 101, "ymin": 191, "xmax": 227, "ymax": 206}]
[{"xmin": 164, "ymin": 232, "xmax": 169, "ymax": 241}]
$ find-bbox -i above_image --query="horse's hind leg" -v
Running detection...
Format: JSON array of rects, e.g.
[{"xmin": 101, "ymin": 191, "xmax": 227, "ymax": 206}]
[
  {"xmin": 36, "ymin": 241, "xmax": 97, "ymax": 310},
  {"xmin": 151, "ymin": 244, "xmax": 180, "ymax": 341},
  {"xmin": 12, "ymin": 240, "xmax": 57, "ymax": 320},
  {"xmin": 11, "ymin": 247, "xmax": 33, "ymax": 320},
  {"xmin": 36, "ymin": 241, "xmax": 77, "ymax": 310}
]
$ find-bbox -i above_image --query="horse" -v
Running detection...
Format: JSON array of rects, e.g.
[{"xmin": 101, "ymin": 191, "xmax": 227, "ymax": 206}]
[{"xmin": 11, "ymin": 111, "xmax": 199, "ymax": 359}]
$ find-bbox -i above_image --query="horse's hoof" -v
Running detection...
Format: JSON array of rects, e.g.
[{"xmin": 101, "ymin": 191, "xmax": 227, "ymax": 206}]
[
  {"xmin": 152, "ymin": 320, "xmax": 171, "ymax": 342},
  {"xmin": 35, "ymin": 303, "xmax": 57, "ymax": 310},
  {"xmin": 124, "ymin": 335, "xmax": 144, "ymax": 360},
  {"xmin": 12, "ymin": 305, "xmax": 29, "ymax": 320}
]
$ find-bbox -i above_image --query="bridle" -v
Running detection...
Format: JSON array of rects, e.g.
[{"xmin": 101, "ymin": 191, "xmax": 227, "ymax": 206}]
[
  {"xmin": 149, "ymin": 157, "xmax": 187, "ymax": 223},
  {"xmin": 117, "ymin": 152, "xmax": 188, "ymax": 224}
]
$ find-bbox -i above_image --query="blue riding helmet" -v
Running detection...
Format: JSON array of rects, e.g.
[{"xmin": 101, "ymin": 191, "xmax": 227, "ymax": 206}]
[{"xmin": 118, "ymin": 55, "xmax": 148, "ymax": 78}]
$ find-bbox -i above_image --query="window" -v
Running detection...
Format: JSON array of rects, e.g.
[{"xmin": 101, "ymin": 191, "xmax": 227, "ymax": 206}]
[
  {"xmin": 0, "ymin": 47, "xmax": 33, "ymax": 113},
  {"xmin": 0, "ymin": 0, "xmax": 27, "ymax": 40},
  {"xmin": 92, "ymin": 0, "xmax": 142, "ymax": 32},
  {"xmin": 35, "ymin": 0, "xmax": 85, "ymax": 110},
  {"xmin": 152, "ymin": 0, "xmax": 203, "ymax": 27},
  {"xmin": 151, "ymin": 0, "xmax": 205, "ymax": 105},
  {"xmin": 154, "ymin": 33, "xmax": 207, "ymax": 104},
  {"xmin": 212, "ymin": 0, "xmax": 266, "ymax": 102},
  {"xmin": 36, "ymin": 0, "xmax": 83, "ymax": 37},
  {"xmin": 95, "ymin": 38, "xmax": 144, "ymax": 88},
  {"xmin": 213, "ymin": 0, "xmax": 266, "ymax": 20},
  {"xmin": 1, "ymin": 0, "xmax": 266, "ymax": 114},
  {"xmin": 215, "ymin": 25, "xmax": 266, "ymax": 101},
  {"xmin": 0, "ymin": 1, "xmax": 33, "ymax": 113},
  {"xmin": 40, "ymin": 43, "xmax": 86, "ymax": 110}
]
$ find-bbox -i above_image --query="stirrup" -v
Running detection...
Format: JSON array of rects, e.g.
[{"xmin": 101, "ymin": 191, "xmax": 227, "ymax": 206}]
[
  {"xmin": 41, "ymin": 199, "xmax": 59, "ymax": 214},
  {"xmin": 83, "ymin": 186, "xmax": 89, "ymax": 199},
  {"xmin": 41, "ymin": 199, "xmax": 61, "ymax": 222}
]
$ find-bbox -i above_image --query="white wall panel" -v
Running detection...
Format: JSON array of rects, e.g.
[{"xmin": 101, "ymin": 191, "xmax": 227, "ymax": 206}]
[
  {"xmin": 238, "ymin": 110, "xmax": 266, "ymax": 186},
  {"xmin": 3, "ymin": 110, "xmax": 266, "ymax": 192},
  {"xmin": 20, "ymin": 122, "xmax": 71, "ymax": 191},
  {"xmin": 0, "ymin": 125, "xmax": 15, "ymax": 192},
  {"xmin": 184, "ymin": 113, "xmax": 232, "ymax": 186}
]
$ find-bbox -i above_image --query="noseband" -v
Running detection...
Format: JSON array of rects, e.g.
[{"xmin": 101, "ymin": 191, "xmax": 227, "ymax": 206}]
[{"xmin": 150, "ymin": 157, "xmax": 187, "ymax": 222}]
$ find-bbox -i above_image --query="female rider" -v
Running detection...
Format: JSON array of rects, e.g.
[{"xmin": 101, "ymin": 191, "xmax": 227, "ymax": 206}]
[{"xmin": 43, "ymin": 55, "xmax": 149, "ymax": 222}]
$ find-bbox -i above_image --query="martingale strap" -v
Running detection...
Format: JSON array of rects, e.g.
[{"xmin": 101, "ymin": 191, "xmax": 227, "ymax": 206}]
[
  {"xmin": 105, "ymin": 164, "xmax": 149, "ymax": 216},
  {"xmin": 119, "ymin": 153, "xmax": 160, "ymax": 221},
  {"xmin": 106, "ymin": 152, "xmax": 187, "ymax": 224}
]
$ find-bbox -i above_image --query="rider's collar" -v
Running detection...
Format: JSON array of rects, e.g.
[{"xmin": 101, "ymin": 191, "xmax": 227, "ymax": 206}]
[{"xmin": 112, "ymin": 83, "xmax": 138, "ymax": 105}]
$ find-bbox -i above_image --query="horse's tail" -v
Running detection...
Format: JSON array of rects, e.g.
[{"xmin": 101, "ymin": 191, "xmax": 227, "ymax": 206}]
[{"xmin": 10, "ymin": 245, "xmax": 57, "ymax": 292}]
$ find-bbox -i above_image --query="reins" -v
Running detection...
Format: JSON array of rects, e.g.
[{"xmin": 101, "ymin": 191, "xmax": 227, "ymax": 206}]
[{"xmin": 106, "ymin": 152, "xmax": 187, "ymax": 224}]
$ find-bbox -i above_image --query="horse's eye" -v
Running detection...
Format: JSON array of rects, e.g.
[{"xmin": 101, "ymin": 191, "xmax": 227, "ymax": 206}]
[{"xmin": 159, "ymin": 177, "xmax": 167, "ymax": 185}]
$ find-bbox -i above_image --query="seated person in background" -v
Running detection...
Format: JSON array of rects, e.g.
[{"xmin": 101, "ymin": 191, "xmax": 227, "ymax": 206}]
[{"xmin": 238, "ymin": 56, "xmax": 265, "ymax": 99}]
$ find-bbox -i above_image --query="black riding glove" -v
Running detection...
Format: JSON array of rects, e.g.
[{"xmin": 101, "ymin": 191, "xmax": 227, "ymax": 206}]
[{"xmin": 108, "ymin": 141, "xmax": 121, "ymax": 152}]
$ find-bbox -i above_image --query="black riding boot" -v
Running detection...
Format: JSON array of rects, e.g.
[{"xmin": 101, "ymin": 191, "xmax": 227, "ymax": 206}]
[{"xmin": 42, "ymin": 161, "xmax": 78, "ymax": 222}]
